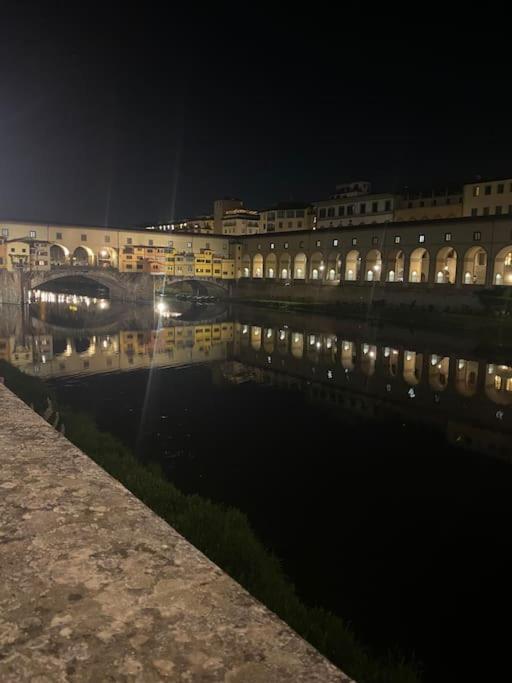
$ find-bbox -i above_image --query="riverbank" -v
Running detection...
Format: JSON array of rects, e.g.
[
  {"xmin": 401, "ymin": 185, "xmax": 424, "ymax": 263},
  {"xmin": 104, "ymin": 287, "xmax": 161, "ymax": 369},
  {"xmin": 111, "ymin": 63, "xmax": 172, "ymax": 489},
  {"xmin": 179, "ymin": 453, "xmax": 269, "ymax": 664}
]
[{"xmin": 0, "ymin": 359, "xmax": 420, "ymax": 683}]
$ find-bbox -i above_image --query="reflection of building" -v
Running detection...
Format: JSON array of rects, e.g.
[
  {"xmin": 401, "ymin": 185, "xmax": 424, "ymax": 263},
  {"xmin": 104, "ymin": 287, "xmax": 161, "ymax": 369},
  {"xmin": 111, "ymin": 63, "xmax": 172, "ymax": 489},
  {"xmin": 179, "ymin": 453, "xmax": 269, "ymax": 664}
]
[
  {"xmin": 7, "ymin": 322, "xmax": 235, "ymax": 380},
  {"xmin": 463, "ymin": 178, "xmax": 512, "ymax": 217},
  {"xmin": 233, "ymin": 322, "xmax": 512, "ymax": 458}
]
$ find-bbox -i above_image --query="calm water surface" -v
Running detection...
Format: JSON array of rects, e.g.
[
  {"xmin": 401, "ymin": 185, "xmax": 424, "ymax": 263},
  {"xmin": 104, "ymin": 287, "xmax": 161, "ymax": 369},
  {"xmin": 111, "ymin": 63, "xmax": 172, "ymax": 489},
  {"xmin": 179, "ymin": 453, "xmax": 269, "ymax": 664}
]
[{"xmin": 3, "ymin": 296, "xmax": 512, "ymax": 682}]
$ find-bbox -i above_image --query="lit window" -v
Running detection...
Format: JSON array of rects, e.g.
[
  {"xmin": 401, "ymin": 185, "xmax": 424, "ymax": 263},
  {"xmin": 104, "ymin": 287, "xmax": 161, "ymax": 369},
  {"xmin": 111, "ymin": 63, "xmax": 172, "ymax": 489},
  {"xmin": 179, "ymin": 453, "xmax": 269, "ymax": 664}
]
[
  {"xmin": 1, "ymin": 228, "xmax": 8, "ymax": 237},
  {"xmin": 270, "ymin": 242, "xmax": 275, "ymax": 249},
  {"xmin": 333, "ymin": 239, "xmax": 338, "ymax": 247},
  {"xmin": 352, "ymin": 237, "xmax": 357, "ymax": 246},
  {"xmin": 394, "ymin": 235, "xmax": 400, "ymax": 244},
  {"xmin": 418, "ymin": 234, "xmax": 425, "ymax": 243},
  {"xmin": 187, "ymin": 242, "xmax": 192, "ymax": 248},
  {"xmin": 316, "ymin": 240, "xmax": 321, "ymax": 247},
  {"xmin": 473, "ymin": 231, "xmax": 481, "ymax": 241},
  {"xmin": 284, "ymin": 242, "xmax": 288, "ymax": 249},
  {"xmin": 445, "ymin": 232, "xmax": 452, "ymax": 242},
  {"xmin": 30, "ymin": 230, "xmax": 36, "ymax": 238},
  {"xmin": 473, "ymin": 186, "xmax": 480, "ymax": 197}
]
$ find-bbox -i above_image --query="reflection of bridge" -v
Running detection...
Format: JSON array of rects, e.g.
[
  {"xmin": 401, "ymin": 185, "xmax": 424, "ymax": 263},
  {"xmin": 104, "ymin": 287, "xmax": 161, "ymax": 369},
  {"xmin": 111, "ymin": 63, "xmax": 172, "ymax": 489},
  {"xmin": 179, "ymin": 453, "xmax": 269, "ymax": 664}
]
[{"xmin": 28, "ymin": 267, "xmax": 228, "ymax": 302}]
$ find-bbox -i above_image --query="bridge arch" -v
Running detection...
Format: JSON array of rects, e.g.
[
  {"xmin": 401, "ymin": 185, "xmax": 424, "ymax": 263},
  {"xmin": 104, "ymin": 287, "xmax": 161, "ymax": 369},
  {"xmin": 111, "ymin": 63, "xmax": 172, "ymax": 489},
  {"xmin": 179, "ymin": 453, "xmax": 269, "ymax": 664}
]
[
  {"xmin": 344, "ymin": 250, "xmax": 360, "ymax": 281},
  {"xmin": 72, "ymin": 245, "xmax": 95, "ymax": 267},
  {"xmin": 279, "ymin": 253, "xmax": 291, "ymax": 279},
  {"xmin": 265, "ymin": 253, "xmax": 277, "ymax": 279},
  {"xmin": 50, "ymin": 244, "xmax": 70, "ymax": 266},
  {"xmin": 434, "ymin": 247, "xmax": 457, "ymax": 284},
  {"xmin": 492, "ymin": 245, "xmax": 512, "ymax": 285},
  {"xmin": 364, "ymin": 249, "xmax": 382, "ymax": 281},
  {"xmin": 409, "ymin": 248, "xmax": 429, "ymax": 283},
  {"xmin": 293, "ymin": 253, "xmax": 307, "ymax": 280}
]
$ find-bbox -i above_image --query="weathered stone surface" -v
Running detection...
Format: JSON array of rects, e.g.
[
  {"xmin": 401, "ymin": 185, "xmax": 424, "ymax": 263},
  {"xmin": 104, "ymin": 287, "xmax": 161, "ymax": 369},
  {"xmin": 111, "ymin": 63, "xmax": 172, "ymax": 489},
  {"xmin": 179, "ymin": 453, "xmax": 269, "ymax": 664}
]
[{"xmin": 0, "ymin": 385, "xmax": 351, "ymax": 682}]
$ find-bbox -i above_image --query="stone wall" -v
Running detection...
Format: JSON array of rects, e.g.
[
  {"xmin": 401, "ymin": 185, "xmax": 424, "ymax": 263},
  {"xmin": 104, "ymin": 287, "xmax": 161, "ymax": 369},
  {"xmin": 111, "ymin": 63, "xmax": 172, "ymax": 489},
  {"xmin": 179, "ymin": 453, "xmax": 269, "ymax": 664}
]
[
  {"xmin": 233, "ymin": 279, "xmax": 486, "ymax": 312},
  {"xmin": 0, "ymin": 385, "xmax": 349, "ymax": 682},
  {"xmin": 0, "ymin": 270, "xmax": 21, "ymax": 305}
]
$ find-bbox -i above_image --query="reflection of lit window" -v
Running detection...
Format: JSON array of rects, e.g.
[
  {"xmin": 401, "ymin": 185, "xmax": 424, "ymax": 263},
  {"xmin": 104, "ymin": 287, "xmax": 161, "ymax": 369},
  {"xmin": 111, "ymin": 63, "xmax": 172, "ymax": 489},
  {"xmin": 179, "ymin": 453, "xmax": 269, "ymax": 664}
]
[
  {"xmin": 505, "ymin": 253, "xmax": 512, "ymax": 267},
  {"xmin": 495, "ymin": 375, "xmax": 502, "ymax": 390},
  {"xmin": 507, "ymin": 378, "xmax": 512, "ymax": 392}
]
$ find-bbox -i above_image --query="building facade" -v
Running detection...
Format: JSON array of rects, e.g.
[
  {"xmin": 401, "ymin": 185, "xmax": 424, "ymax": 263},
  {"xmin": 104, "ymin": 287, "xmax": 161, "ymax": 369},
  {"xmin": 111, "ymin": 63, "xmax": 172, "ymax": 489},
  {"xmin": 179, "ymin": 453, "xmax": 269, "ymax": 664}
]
[
  {"xmin": 222, "ymin": 208, "xmax": 260, "ymax": 235},
  {"xmin": 259, "ymin": 202, "xmax": 314, "ymax": 232},
  {"xmin": 463, "ymin": 178, "xmax": 512, "ymax": 218},
  {"xmin": 314, "ymin": 181, "xmax": 397, "ymax": 229},
  {"xmin": 0, "ymin": 221, "xmax": 235, "ymax": 281},
  {"xmin": 214, "ymin": 198, "xmax": 244, "ymax": 233},
  {"xmin": 236, "ymin": 214, "xmax": 512, "ymax": 287},
  {"xmin": 394, "ymin": 189, "xmax": 463, "ymax": 222}
]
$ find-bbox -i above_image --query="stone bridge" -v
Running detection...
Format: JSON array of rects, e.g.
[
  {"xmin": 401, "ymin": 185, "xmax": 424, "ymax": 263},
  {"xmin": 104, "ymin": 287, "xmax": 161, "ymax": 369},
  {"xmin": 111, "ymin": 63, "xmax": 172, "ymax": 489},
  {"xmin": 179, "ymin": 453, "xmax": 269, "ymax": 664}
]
[{"xmin": 28, "ymin": 267, "xmax": 228, "ymax": 302}]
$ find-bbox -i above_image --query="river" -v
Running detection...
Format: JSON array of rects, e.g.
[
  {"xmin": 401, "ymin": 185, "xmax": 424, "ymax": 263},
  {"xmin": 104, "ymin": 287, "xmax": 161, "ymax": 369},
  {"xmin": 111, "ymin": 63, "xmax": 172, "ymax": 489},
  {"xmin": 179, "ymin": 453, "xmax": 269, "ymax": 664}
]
[{"xmin": 2, "ymin": 293, "xmax": 512, "ymax": 682}]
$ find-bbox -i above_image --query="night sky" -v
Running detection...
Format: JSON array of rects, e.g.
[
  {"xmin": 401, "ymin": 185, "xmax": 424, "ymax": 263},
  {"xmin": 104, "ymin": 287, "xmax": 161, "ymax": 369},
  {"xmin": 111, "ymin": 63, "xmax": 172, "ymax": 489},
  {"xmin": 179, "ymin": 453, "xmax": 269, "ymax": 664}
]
[{"xmin": 1, "ymin": 7, "xmax": 510, "ymax": 227}]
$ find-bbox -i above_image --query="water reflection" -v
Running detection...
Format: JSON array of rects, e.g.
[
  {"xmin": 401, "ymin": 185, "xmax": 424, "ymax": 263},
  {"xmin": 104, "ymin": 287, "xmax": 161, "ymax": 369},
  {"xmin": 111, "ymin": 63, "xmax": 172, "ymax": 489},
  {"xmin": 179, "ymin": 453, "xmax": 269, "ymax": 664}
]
[{"xmin": 2, "ymin": 302, "xmax": 512, "ymax": 458}]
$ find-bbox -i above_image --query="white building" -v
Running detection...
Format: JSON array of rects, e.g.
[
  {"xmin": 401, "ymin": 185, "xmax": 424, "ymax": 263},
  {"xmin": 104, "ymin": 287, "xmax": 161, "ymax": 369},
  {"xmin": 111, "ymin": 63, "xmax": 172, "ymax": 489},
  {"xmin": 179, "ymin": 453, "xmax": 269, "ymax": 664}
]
[
  {"xmin": 314, "ymin": 181, "xmax": 397, "ymax": 229},
  {"xmin": 463, "ymin": 178, "xmax": 512, "ymax": 218},
  {"xmin": 222, "ymin": 208, "xmax": 260, "ymax": 235}
]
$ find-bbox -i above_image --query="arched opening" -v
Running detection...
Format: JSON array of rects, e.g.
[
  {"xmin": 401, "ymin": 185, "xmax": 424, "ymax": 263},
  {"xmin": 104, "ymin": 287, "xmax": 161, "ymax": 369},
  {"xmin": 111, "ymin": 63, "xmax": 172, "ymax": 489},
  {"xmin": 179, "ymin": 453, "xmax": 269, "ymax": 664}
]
[
  {"xmin": 462, "ymin": 247, "xmax": 487, "ymax": 285},
  {"xmin": 361, "ymin": 343, "xmax": 377, "ymax": 376},
  {"xmin": 97, "ymin": 246, "xmax": 118, "ymax": 268},
  {"xmin": 72, "ymin": 246, "xmax": 94, "ymax": 267},
  {"xmin": 294, "ymin": 253, "xmax": 307, "ymax": 280},
  {"xmin": 263, "ymin": 328, "xmax": 275, "ymax": 353},
  {"xmin": 279, "ymin": 254, "xmax": 291, "ymax": 280},
  {"xmin": 493, "ymin": 246, "xmax": 512, "ymax": 285},
  {"xmin": 435, "ymin": 247, "xmax": 457, "ymax": 284},
  {"xmin": 252, "ymin": 254, "xmax": 263, "ymax": 278},
  {"xmin": 291, "ymin": 332, "xmax": 304, "ymax": 359},
  {"xmin": 408, "ymin": 248, "xmax": 429, "ymax": 283},
  {"xmin": 307, "ymin": 334, "xmax": 321, "ymax": 362},
  {"xmin": 429, "ymin": 354, "xmax": 450, "ymax": 391},
  {"xmin": 309, "ymin": 252, "xmax": 325, "ymax": 280},
  {"xmin": 344, "ymin": 250, "xmax": 360, "ymax": 281},
  {"xmin": 385, "ymin": 250, "xmax": 404, "ymax": 282},
  {"xmin": 265, "ymin": 253, "xmax": 277, "ymax": 279},
  {"xmin": 403, "ymin": 351, "xmax": 423, "ymax": 385},
  {"xmin": 327, "ymin": 252, "xmax": 341, "ymax": 281},
  {"xmin": 251, "ymin": 326, "xmax": 262, "ymax": 351},
  {"xmin": 365, "ymin": 249, "xmax": 382, "ymax": 281},
  {"xmin": 455, "ymin": 359, "xmax": 479, "ymax": 397},
  {"xmin": 382, "ymin": 347, "xmax": 399, "ymax": 377},
  {"xmin": 277, "ymin": 329, "xmax": 289, "ymax": 354},
  {"xmin": 241, "ymin": 254, "xmax": 251, "ymax": 278},
  {"xmin": 50, "ymin": 244, "xmax": 70, "ymax": 266},
  {"xmin": 341, "ymin": 340, "xmax": 356, "ymax": 371},
  {"xmin": 485, "ymin": 364, "xmax": 512, "ymax": 405}
]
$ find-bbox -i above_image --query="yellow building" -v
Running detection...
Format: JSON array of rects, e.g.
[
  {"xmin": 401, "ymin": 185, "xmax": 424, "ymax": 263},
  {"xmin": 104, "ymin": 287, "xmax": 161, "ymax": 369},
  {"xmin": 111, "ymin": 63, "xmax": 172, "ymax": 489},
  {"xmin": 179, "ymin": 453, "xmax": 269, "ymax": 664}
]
[
  {"xmin": 395, "ymin": 190, "xmax": 463, "ymax": 222},
  {"xmin": 463, "ymin": 178, "xmax": 512, "ymax": 217},
  {"xmin": 1, "ymin": 239, "xmax": 51, "ymax": 271}
]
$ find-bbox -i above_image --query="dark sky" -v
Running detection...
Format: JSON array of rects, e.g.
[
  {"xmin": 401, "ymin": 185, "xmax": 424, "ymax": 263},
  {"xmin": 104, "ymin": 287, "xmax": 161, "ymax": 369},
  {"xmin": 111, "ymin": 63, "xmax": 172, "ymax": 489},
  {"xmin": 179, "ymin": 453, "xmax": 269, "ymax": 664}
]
[{"xmin": 1, "ymin": 6, "xmax": 510, "ymax": 226}]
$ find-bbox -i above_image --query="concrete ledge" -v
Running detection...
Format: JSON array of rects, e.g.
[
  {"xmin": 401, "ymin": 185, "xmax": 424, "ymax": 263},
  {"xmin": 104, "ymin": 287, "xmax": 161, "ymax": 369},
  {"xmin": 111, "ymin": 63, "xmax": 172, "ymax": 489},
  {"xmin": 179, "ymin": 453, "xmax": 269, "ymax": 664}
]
[{"xmin": 0, "ymin": 385, "xmax": 350, "ymax": 682}]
